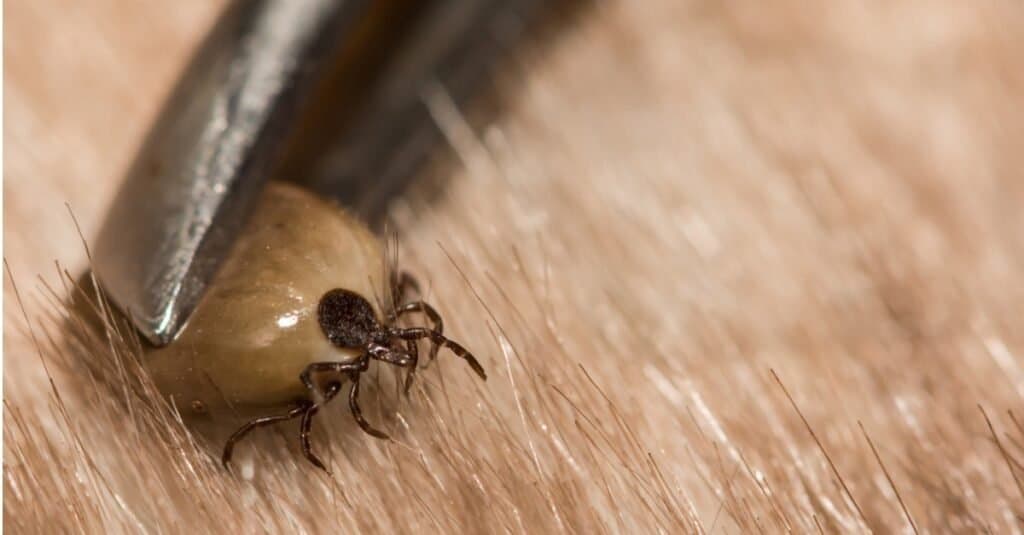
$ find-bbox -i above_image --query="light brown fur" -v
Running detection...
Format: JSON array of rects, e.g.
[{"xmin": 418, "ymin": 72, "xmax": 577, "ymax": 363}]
[{"xmin": 5, "ymin": 1, "xmax": 1024, "ymax": 532}]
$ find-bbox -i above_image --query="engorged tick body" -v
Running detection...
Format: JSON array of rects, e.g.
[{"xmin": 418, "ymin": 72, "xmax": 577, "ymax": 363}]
[{"xmin": 144, "ymin": 182, "xmax": 486, "ymax": 472}]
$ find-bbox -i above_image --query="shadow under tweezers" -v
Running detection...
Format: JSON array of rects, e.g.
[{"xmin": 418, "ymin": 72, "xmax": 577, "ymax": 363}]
[{"xmin": 279, "ymin": 0, "xmax": 590, "ymax": 229}]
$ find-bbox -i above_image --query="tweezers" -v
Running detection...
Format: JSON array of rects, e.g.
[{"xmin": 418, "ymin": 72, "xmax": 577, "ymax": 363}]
[{"xmin": 93, "ymin": 0, "xmax": 550, "ymax": 347}]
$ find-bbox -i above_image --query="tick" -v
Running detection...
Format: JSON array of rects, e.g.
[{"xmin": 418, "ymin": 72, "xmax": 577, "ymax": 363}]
[{"xmin": 143, "ymin": 181, "xmax": 486, "ymax": 472}]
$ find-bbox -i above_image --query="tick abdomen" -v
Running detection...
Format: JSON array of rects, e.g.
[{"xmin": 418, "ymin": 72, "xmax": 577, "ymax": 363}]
[{"xmin": 145, "ymin": 182, "xmax": 387, "ymax": 422}]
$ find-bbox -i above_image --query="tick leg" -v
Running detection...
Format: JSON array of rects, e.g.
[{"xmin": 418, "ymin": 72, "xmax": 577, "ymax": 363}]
[
  {"xmin": 299, "ymin": 382, "xmax": 341, "ymax": 473},
  {"xmin": 348, "ymin": 374, "xmax": 390, "ymax": 440},
  {"xmin": 389, "ymin": 271, "xmax": 443, "ymax": 365},
  {"xmin": 222, "ymin": 403, "xmax": 309, "ymax": 469},
  {"xmin": 393, "ymin": 300, "xmax": 444, "ymax": 362},
  {"xmin": 368, "ymin": 342, "xmax": 419, "ymax": 394},
  {"xmin": 368, "ymin": 343, "xmax": 415, "ymax": 367},
  {"xmin": 392, "ymin": 327, "xmax": 487, "ymax": 381},
  {"xmin": 301, "ymin": 359, "xmax": 368, "ymax": 397},
  {"xmin": 403, "ymin": 339, "xmax": 419, "ymax": 394}
]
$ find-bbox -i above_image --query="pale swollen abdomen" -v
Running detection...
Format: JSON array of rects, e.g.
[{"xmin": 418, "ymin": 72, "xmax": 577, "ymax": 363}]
[{"xmin": 144, "ymin": 181, "xmax": 388, "ymax": 423}]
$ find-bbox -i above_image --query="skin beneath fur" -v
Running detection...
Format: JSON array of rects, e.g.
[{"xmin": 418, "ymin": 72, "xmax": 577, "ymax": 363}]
[{"xmin": 5, "ymin": 1, "xmax": 1024, "ymax": 532}]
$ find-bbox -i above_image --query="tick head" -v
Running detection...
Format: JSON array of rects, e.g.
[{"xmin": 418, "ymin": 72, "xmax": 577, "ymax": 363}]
[{"xmin": 317, "ymin": 288, "xmax": 379, "ymax": 348}]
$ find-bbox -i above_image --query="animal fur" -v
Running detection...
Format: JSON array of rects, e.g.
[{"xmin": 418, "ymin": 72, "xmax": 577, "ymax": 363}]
[{"xmin": 5, "ymin": 1, "xmax": 1024, "ymax": 532}]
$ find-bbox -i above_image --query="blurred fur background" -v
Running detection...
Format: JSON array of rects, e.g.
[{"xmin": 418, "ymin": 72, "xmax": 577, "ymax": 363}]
[{"xmin": 6, "ymin": 1, "xmax": 1024, "ymax": 532}]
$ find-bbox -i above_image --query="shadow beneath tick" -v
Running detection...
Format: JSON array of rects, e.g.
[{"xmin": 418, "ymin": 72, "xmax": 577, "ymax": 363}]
[{"xmin": 277, "ymin": 0, "xmax": 594, "ymax": 231}]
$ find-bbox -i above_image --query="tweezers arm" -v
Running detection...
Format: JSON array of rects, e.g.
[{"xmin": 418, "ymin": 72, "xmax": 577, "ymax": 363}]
[{"xmin": 93, "ymin": 0, "xmax": 365, "ymax": 346}]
